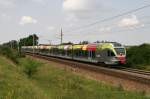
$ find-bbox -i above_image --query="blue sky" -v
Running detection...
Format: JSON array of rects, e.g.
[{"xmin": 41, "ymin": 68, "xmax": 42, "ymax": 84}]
[{"xmin": 0, "ymin": 0, "xmax": 150, "ymax": 45}]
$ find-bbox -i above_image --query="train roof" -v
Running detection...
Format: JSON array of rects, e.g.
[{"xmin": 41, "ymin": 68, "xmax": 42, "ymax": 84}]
[{"xmin": 22, "ymin": 42, "xmax": 124, "ymax": 50}]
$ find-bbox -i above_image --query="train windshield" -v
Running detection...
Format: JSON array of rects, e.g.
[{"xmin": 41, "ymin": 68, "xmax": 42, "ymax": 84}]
[{"xmin": 115, "ymin": 48, "xmax": 125, "ymax": 55}]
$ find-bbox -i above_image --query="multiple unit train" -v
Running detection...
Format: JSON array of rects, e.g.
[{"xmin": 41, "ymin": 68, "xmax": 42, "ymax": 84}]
[{"xmin": 22, "ymin": 42, "xmax": 126, "ymax": 65}]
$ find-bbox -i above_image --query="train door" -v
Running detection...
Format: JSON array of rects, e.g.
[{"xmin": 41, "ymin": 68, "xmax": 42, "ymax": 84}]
[
  {"xmin": 107, "ymin": 49, "xmax": 115, "ymax": 60},
  {"xmin": 88, "ymin": 50, "xmax": 96, "ymax": 60},
  {"xmin": 103, "ymin": 49, "xmax": 115, "ymax": 64},
  {"xmin": 99, "ymin": 50, "xmax": 108, "ymax": 62},
  {"xmin": 88, "ymin": 50, "xmax": 92, "ymax": 59}
]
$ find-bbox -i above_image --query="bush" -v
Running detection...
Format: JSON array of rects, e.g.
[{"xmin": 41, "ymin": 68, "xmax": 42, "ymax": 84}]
[
  {"xmin": 0, "ymin": 46, "xmax": 26, "ymax": 64},
  {"xmin": 24, "ymin": 59, "xmax": 41, "ymax": 78},
  {"xmin": 126, "ymin": 43, "xmax": 150, "ymax": 69},
  {"xmin": 0, "ymin": 46, "xmax": 19, "ymax": 64}
]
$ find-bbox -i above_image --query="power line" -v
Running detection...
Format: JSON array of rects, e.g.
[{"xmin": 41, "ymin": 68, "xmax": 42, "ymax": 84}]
[
  {"xmin": 65, "ymin": 4, "xmax": 150, "ymax": 33},
  {"xmin": 64, "ymin": 15, "xmax": 150, "ymax": 37},
  {"xmin": 64, "ymin": 21, "xmax": 150, "ymax": 39}
]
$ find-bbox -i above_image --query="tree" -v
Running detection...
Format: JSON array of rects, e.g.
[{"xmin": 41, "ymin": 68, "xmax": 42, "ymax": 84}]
[
  {"xmin": 62, "ymin": 42, "xmax": 73, "ymax": 45},
  {"xmin": 19, "ymin": 34, "xmax": 39, "ymax": 46},
  {"xmin": 3, "ymin": 40, "xmax": 18, "ymax": 49},
  {"xmin": 94, "ymin": 41, "xmax": 100, "ymax": 43},
  {"xmin": 79, "ymin": 41, "xmax": 89, "ymax": 44}
]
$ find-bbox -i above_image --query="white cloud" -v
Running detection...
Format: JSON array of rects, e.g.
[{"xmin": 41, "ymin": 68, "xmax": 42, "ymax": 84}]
[
  {"xmin": 63, "ymin": 0, "xmax": 112, "ymax": 12},
  {"xmin": 32, "ymin": 0, "xmax": 45, "ymax": 4},
  {"xmin": 1, "ymin": 13, "xmax": 7, "ymax": 17},
  {"xmin": 0, "ymin": 0, "xmax": 15, "ymax": 8},
  {"xmin": 140, "ymin": 24, "xmax": 145, "ymax": 27},
  {"xmin": 65, "ymin": 14, "xmax": 79, "ymax": 22},
  {"xmin": 19, "ymin": 16, "xmax": 37, "ymax": 25},
  {"xmin": 99, "ymin": 27, "xmax": 111, "ymax": 32},
  {"xmin": 63, "ymin": 0, "xmax": 112, "ymax": 21},
  {"xmin": 63, "ymin": 0, "xmax": 95, "ymax": 21},
  {"xmin": 1, "ymin": 13, "xmax": 11, "ymax": 20},
  {"xmin": 118, "ymin": 15, "xmax": 140, "ymax": 28},
  {"xmin": 63, "ymin": 0, "xmax": 90, "ymax": 11},
  {"xmin": 47, "ymin": 26, "xmax": 55, "ymax": 31}
]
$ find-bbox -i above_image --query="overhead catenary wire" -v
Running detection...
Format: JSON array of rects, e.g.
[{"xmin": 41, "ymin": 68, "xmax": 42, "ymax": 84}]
[
  {"xmin": 64, "ymin": 21, "xmax": 150, "ymax": 39},
  {"xmin": 65, "ymin": 4, "xmax": 150, "ymax": 33},
  {"xmin": 62, "ymin": 14, "xmax": 150, "ymax": 38}
]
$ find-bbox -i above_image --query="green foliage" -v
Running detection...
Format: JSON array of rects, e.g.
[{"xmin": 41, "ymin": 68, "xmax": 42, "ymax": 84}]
[
  {"xmin": 126, "ymin": 43, "xmax": 150, "ymax": 69},
  {"xmin": 19, "ymin": 34, "xmax": 39, "ymax": 46},
  {"xmin": 31, "ymin": 61, "xmax": 148, "ymax": 99},
  {"xmin": 3, "ymin": 40, "xmax": 18, "ymax": 49},
  {"xmin": 23, "ymin": 58, "xmax": 41, "ymax": 78},
  {"xmin": 0, "ymin": 56, "xmax": 148, "ymax": 99},
  {"xmin": 79, "ymin": 41, "xmax": 89, "ymax": 44},
  {"xmin": 0, "ymin": 46, "xmax": 19, "ymax": 64},
  {"xmin": 0, "ymin": 56, "xmax": 47, "ymax": 99}
]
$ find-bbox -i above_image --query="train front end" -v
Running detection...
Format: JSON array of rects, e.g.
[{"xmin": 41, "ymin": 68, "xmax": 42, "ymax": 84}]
[
  {"xmin": 114, "ymin": 47, "xmax": 126, "ymax": 64},
  {"xmin": 113, "ymin": 43, "xmax": 126, "ymax": 65}
]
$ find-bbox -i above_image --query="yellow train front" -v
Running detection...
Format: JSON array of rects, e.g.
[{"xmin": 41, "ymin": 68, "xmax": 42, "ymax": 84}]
[{"xmin": 22, "ymin": 42, "xmax": 126, "ymax": 65}]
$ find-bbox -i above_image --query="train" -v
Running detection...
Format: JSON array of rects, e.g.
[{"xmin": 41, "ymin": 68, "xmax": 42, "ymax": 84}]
[{"xmin": 21, "ymin": 42, "xmax": 126, "ymax": 65}]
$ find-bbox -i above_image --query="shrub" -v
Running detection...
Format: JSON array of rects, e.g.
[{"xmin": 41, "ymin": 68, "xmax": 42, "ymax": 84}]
[
  {"xmin": 126, "ymin": 43, "xmax": 150, "ymax": 69},
  {"xmin": 0, "ymin": 46, "xmax": 19, "ymax": 64},
  {"xmin": 24, "ymin": 59, "xmax": 41, "ymax": 78}
]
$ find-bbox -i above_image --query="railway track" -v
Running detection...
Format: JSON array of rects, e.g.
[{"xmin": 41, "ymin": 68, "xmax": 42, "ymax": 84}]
[
  {"xmin": 26, "ymin": 53, "xmax": 150, "ymax": 85},
  {"xmin": 120, "ymin": 67, "xmax": 150, "ymax": 76}
]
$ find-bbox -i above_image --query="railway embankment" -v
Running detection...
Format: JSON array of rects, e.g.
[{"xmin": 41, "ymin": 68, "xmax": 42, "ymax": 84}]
[
  {"xmin": 27, "ymin": 54, "xmax": 150, "ymax": 95},
  {"xmin": 0, "ymin": 54, "xmax": 149, "ymax": 98}
]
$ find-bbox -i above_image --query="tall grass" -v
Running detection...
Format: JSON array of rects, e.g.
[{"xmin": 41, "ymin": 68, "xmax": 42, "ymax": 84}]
[
  {"xmin": 0, "ymin": 55, "xmax": 148, "ymax": 99},
  {"xmin": 0, "ymin": 56, "xmax": 47, "ymax": 99},
  {"xmin": 31, "ymin": 61, "xmax": 148, "ymax": 99}
]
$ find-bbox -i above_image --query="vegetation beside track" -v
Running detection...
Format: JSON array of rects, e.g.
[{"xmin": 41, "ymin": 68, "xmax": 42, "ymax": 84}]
[
  {"xmin": 0, "ymin": 46, "xmax": 25, "ymax": 64},
  {"xmin": 0, "ymin": 54, "xmax": 149, "ymax": 99},
  {"xmin": 126, "ymin": 43, "xmax": 150, "ymax": 71},
  {"xmin": 0, "ymin": 46, "xmax": 19, "ymax": 64},
  {"xmin": 0, "ymin": 56, "xmax": 47, "ymax": 99}
]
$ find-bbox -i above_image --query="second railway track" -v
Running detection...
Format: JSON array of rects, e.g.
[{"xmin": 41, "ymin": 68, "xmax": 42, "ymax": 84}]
[{"xmin": 120, "ymin": 67, "xmax": 150, "ymax": 76}]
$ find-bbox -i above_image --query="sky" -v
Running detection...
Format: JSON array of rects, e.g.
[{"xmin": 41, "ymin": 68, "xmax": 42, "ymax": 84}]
[{"xmin": 0, "ymin": 0, "xmax": 150, "ymax": 45}]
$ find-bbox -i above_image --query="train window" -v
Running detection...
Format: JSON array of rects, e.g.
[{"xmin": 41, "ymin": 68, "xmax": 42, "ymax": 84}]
[
  {"xmin": 81, "ymin": 50, "xmax": 88, "ymax": 58},
  {"xmin": 108, "ymin": 50, "xmax": 115, "ymax": 57},
  {"xmin": 92, "ymin": 51, "xmax": 96, "ymax": 58},
  {"xmin": 88, "ymin": 51, "xmax": 96, "ymax": 58},
  {"xmin": 110, "ymin": 51, "xmax": 115, "ymax": 56},
  {"xmin": 115, "ymin": 48, "xmax": 125, "ymax": 55},
  {"xmin": 84, "ymin": 50, "xmax": 88, "ymax": 57},
  {"xmin": 74, "ymin": 49, "xmax": 79, "ymax": 57}
]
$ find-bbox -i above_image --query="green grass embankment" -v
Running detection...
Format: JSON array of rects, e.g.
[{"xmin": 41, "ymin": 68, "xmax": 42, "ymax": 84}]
[
  {"xmin": 0, "ymin": 56, "xmax": 47, "ymax": 99},
  {"xmin": 0, "ymin": 55, "xmax": 149, "ymax": 99}
]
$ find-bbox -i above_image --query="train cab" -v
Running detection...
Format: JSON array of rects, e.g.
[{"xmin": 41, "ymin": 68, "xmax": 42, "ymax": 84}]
[
  {"xmin": 114, "ymin": 47, "xmax": 126, "ymax": 64},
  {"xmin": 96, "ymin": 42, "xmax": 126, "ymax": 65}
]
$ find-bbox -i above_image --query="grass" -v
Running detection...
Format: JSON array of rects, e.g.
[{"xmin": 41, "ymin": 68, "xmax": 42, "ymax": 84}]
[
  {"xmin": 0, "ymin": 56, "xmax": 47, "ymax": 99},
  {"xmin": 21, "ymin": 58, "xmax": 42, "ymax": 78},
  {"xmin": 21, "ymin": 57, "xmax": 149, "ymax": 99},
  {"xmin": 0, "ymin": 55, "xmax": 149, "ymax": 99},
  {"xmin": 0, "ymin": 46, "xmax": 22, "ymax": 64}
]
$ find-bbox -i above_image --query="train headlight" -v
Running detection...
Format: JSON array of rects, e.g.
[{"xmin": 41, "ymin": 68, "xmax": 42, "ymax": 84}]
[
  {"xmin": 96, "ymin": 55, "xmax": 101, "ymax": 57},
  {"xmin": 112, "ymin": 57, "xmax": 118, "ymax": 61}
]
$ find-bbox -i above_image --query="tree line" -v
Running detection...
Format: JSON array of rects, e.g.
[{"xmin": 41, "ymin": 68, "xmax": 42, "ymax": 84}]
[{"xmin": 2, "ymin": 34, "xmax": 39, "ymax": 49}]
